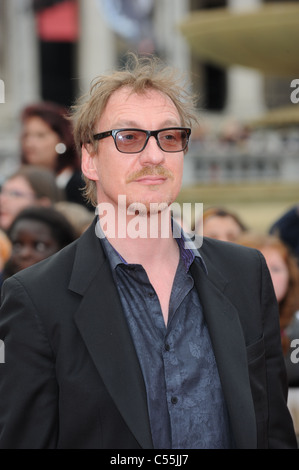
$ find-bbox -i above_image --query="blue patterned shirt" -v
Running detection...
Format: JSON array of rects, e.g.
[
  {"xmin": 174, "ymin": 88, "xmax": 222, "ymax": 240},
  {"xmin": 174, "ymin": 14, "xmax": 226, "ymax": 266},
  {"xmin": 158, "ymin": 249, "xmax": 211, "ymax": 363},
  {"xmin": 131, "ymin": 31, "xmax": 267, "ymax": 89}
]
[{"xmin": 99, "ymin": 221, "xmax": 233, "ymax": 449}]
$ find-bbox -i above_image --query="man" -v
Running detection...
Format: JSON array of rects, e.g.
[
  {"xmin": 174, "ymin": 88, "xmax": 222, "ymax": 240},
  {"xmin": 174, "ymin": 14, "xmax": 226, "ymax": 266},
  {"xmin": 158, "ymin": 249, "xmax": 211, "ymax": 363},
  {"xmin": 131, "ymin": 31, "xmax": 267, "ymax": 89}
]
[{"xmin": 0, "ymin": 54, "xmax": 297, "ymax": 449}]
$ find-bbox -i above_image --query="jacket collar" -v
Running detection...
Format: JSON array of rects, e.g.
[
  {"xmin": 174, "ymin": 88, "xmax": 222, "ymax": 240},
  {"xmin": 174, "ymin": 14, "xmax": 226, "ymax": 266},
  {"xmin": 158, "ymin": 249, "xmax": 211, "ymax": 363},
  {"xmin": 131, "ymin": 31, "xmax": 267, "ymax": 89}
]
[{"xmin": 69, "ymin": 219, "xmax": 153, "ymax": 448}]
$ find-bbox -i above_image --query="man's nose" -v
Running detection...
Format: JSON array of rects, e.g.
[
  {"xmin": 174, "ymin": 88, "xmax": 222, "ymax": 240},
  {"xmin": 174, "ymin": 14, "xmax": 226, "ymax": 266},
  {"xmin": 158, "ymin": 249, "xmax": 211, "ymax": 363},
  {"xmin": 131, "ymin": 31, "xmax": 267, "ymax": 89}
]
[{"xmin": 138, "ymin": 135, "xmax": 166, "ymax": 166}]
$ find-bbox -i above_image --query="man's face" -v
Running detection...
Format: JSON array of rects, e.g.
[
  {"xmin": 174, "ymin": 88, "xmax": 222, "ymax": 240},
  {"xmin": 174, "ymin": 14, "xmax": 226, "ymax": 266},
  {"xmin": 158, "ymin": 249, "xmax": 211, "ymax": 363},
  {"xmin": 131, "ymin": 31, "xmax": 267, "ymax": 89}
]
[{"xmin": 82, "ymin": 87, "xmax": 185, "ymax": 215}]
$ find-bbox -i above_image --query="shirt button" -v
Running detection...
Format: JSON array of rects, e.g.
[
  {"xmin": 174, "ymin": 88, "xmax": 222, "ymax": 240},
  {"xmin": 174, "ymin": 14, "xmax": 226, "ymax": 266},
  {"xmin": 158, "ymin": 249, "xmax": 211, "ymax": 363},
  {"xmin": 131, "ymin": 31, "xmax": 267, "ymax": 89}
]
[
  {"xmin": 165, "ymin": 343, "xmax": 170, "ymax": 351},
  {"xmin": 148, "ymin": 292, "xmax": 155, "ymax": 298},
  {"xmin": 171, "ymin": 396, "xmax": 178, "ymax": 405}
]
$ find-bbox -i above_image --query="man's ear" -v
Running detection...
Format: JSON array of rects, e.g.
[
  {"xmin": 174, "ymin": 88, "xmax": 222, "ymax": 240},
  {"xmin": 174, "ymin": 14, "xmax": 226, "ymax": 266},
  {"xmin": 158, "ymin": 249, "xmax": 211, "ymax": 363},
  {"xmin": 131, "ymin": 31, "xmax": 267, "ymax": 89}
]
[{"xmin": 81, "ymin": 144, "xmax": 99, "ymax": 181}]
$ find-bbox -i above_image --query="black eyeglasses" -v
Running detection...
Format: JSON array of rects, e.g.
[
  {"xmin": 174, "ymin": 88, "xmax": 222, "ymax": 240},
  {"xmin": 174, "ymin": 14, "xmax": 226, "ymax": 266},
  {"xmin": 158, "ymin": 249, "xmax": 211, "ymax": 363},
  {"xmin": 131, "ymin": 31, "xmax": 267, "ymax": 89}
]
[{"xmin": 93, "ymin": 127, "xmax": 191, "ymax": 154}]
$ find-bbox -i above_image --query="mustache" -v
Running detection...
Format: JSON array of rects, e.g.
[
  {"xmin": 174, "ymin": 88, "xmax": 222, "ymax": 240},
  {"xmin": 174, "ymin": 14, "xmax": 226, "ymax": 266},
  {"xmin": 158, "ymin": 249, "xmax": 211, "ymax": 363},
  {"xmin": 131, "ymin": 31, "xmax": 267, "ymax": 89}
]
[{"xmin": 126, "ymin": 166, "xmax": 174, "ymax": 183}]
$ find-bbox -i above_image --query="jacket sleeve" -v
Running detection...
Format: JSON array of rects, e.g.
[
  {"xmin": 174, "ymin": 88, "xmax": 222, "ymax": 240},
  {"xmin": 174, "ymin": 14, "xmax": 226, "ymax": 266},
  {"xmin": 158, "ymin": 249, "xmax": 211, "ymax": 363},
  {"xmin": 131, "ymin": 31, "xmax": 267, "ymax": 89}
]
[{"xmin": 0, "ymin": 276, "xmax": 58, "ymax": 449}]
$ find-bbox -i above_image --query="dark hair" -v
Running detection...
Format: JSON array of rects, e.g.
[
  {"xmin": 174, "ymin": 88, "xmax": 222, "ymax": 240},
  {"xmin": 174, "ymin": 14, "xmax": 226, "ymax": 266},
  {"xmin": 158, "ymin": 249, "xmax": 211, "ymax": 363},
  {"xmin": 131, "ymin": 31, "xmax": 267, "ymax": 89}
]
[
  {"xmin": 8, "ymin": 206, "xmax": 77, "ymax": 249},
  {"xmin": 196, "ymin": 206, "xmax": 248, "ymax": 233},
  {"xmin": 4, "ymin": 165, "xmax": 63, "ymax": 203},
  {"xmin": 20, "ymin": 101, "xmax": 80, "ymax": 174},
  {"xmin": 32, "ymin": 0, "xmax": 65, "ymax": 12}
]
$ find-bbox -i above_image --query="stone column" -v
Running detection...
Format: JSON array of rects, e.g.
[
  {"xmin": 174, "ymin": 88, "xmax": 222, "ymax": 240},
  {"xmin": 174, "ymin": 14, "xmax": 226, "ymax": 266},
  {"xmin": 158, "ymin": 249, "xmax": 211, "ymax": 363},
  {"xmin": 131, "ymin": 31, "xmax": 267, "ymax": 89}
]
[
  {"xmin": 154, "ymin": 0, "xmax": 191, "ymax": 72},
  {"xmin": 225, "ymin": 0, "xmax": 266, "ymax": 120},
  {"xmin": 77, "ymin": 0, "xmax": 116, "ymax": 95},
  {"xmin": 4, "ymin": 0, "xmax": 39, "ymax": 117},
  {"xmin": 0, "ymin": 0, "xmax": 39, "ymax": 176}
]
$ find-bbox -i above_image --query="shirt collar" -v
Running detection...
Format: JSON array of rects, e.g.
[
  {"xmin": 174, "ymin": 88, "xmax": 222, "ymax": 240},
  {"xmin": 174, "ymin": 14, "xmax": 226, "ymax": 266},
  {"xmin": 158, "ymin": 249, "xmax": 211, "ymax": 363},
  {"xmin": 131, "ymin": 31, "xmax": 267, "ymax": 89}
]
[
  {"xmin": 172, "ymin": 219, "xmax": 207, "ymax": 274},
  {"xmin": 96, "ymin": 217, "xmax": 207, "ymax": 274}
]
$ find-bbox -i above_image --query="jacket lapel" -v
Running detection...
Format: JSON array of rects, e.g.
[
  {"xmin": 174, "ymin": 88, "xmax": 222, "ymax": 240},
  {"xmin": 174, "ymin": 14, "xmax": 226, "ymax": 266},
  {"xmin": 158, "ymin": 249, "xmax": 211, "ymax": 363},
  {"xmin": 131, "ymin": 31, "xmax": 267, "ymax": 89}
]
[
  {"xmin": 69, "ymin": 221, "xmax": 153, "ymax": 449},
  {"xmin": 68, "ymin": 223, "xmax": 256, "ymax": 448},
  {"xmin": 190, "ymin": 259, "xmax": 257, "ymax": 448}
]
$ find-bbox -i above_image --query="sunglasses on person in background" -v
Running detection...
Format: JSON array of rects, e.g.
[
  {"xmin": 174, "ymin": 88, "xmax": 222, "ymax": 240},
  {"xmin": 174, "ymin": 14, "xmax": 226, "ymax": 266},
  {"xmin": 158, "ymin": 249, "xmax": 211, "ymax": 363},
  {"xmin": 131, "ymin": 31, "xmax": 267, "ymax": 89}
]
[{"xmin": 93, "ymin": 128, "xmax": 191, "ymax": 154}]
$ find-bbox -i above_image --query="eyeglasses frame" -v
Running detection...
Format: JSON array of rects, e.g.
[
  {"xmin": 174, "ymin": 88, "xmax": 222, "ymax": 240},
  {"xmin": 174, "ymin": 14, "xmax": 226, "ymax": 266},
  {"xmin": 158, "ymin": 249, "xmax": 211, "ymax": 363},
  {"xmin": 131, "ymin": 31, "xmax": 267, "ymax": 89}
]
[{"xmin": 92, "ymin": 127, "xmax": 191, "ymax": 154}]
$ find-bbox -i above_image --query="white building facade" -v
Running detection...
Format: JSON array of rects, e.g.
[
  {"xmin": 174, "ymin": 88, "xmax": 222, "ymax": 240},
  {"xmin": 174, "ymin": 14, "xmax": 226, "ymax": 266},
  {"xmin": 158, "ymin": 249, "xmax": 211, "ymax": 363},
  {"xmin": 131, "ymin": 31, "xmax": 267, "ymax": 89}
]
[{"xmin": 0, "ymin": 0, "xmax": 297, "ymax": 184}]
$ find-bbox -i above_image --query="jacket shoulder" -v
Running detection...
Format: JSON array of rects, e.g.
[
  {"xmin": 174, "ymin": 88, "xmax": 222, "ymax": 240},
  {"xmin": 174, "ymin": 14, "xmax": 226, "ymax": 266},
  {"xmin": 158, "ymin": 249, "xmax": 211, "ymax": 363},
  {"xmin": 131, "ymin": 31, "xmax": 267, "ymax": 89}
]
[{"xmin": 199, "ymin": 236, "xmax": 262, "ymax": 264}]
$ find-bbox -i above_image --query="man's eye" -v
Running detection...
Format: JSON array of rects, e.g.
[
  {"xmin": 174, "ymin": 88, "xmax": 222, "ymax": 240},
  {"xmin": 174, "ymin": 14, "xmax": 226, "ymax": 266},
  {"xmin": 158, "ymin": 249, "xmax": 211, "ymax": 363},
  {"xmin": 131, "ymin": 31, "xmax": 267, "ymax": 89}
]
[
  {"xmin": 120, "ymin": 133, "xmax": 137, "ymax": 141},
  {"xmin": 165, "ymin": 134, "xmax": 175, "ymax": 140}
]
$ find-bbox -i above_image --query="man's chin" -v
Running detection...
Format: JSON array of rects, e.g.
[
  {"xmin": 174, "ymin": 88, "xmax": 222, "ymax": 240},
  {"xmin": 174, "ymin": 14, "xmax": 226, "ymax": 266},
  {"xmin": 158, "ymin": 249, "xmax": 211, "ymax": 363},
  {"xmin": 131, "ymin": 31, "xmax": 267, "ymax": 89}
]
[{"xmin": 127, "ymin": 200, "xmax": 171, "ymax": 217}]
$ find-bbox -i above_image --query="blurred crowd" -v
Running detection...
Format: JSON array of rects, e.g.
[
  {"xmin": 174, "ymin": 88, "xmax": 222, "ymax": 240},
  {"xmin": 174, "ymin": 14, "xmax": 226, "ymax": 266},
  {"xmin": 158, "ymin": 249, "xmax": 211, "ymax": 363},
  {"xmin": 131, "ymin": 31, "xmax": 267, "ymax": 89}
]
[
  {"xmin": 0, "ymin": 99, "xmax": 94, "ymax": 286},
  {"xmin": 190, "ymin": 118, "xmax": 299, "ymax": 159}
]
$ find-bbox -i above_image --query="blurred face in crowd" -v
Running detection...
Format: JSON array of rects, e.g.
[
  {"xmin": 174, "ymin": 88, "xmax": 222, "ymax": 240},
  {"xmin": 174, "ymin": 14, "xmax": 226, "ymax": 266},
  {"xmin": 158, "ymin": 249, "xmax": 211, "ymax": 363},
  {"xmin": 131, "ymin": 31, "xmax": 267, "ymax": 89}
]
[
  {"xmin": 21, "ymin": 116, "xmax": 60, "ymax": 170},
  {"xmin": 203, "ymin": 215, "xmax": 244, "ymax": 242},
  {"xmin": 0, "ymin": 176, "xmax": 36, "ymax": 231},
  {"xmin": 82, "ymin": 87, "xmax": 184, "ymax": 215},
  {"xmin": 260, "ymin": 246, "xmax": 289, "ymax": 303},
  {"xmin": 8, "ymin": 218, "xmax": 61, "ymax": 273}
]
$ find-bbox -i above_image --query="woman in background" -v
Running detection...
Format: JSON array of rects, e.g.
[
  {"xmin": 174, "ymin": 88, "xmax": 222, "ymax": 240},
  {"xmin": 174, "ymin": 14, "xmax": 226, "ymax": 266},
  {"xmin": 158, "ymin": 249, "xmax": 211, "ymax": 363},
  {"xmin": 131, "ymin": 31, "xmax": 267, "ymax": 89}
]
[
  {"xmin": 195, "ymin": 206, "xmax": 247, "ymax": 242},
  {"xmin": 20, "ymin": 101, "xmax": 92, "ymax": 210},
  {"xmin": 0, "ymin": 165, "xmax": 62, "ymax": 232},
  {"xmin": 236, "ymin": 232, "xmax": 299, "ymax": 373}
]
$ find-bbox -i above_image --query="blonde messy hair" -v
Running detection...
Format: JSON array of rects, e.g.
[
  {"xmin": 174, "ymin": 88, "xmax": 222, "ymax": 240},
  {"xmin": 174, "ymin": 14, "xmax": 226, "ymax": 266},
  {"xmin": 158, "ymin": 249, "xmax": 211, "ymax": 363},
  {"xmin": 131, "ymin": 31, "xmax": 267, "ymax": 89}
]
[{"xmin": 70, "ymin": 53, "xmax": 199, "ymax": 207}]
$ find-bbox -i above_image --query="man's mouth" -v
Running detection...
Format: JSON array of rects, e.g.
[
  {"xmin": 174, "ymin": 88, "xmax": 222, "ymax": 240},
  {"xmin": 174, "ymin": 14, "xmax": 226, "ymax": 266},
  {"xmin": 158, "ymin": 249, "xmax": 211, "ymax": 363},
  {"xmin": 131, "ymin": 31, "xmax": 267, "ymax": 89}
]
[{"xmin": 134, "ymin": 175, "xmax": 167, "ymax": 185}]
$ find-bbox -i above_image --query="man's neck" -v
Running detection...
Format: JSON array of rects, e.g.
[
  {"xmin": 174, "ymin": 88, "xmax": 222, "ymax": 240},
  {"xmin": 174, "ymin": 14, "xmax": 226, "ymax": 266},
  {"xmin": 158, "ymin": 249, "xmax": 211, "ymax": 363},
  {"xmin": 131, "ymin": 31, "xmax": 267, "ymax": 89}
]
[
  {"xmin": 99, "ymin": 210, "xmax": 178, "ymax": 266},
  {"xmin": 99, "ymin": 209, "xmax": 181, "ymax": 325}
]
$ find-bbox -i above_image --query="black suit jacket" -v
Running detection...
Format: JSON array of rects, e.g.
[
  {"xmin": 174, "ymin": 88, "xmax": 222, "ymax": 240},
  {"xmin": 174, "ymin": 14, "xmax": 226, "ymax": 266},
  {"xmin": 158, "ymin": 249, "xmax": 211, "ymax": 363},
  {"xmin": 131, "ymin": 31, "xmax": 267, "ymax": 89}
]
[{"xmin": 0, "ymin": 219, "xmax": 297, "ymax": 448}]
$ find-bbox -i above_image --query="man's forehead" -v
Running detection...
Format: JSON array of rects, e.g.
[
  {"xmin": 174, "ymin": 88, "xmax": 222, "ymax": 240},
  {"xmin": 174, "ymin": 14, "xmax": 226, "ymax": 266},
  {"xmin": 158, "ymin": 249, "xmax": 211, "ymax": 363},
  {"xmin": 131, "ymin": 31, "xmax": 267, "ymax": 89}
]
[{"xmin": 100, "ymin": 87, "xmax": 180, "ymax": 124}]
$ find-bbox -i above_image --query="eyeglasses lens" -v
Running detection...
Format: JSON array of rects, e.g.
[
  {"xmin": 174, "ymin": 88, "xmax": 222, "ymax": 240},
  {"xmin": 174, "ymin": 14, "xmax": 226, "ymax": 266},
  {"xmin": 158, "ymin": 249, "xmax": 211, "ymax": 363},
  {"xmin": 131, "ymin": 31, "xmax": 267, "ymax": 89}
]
[
  {"xmin": 115, "ymin": 129, "xmax": 188, "ymax": 153},
  {"xmin": 158, "ymin": 129, "xmax": 188, "ymax": 152}
]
